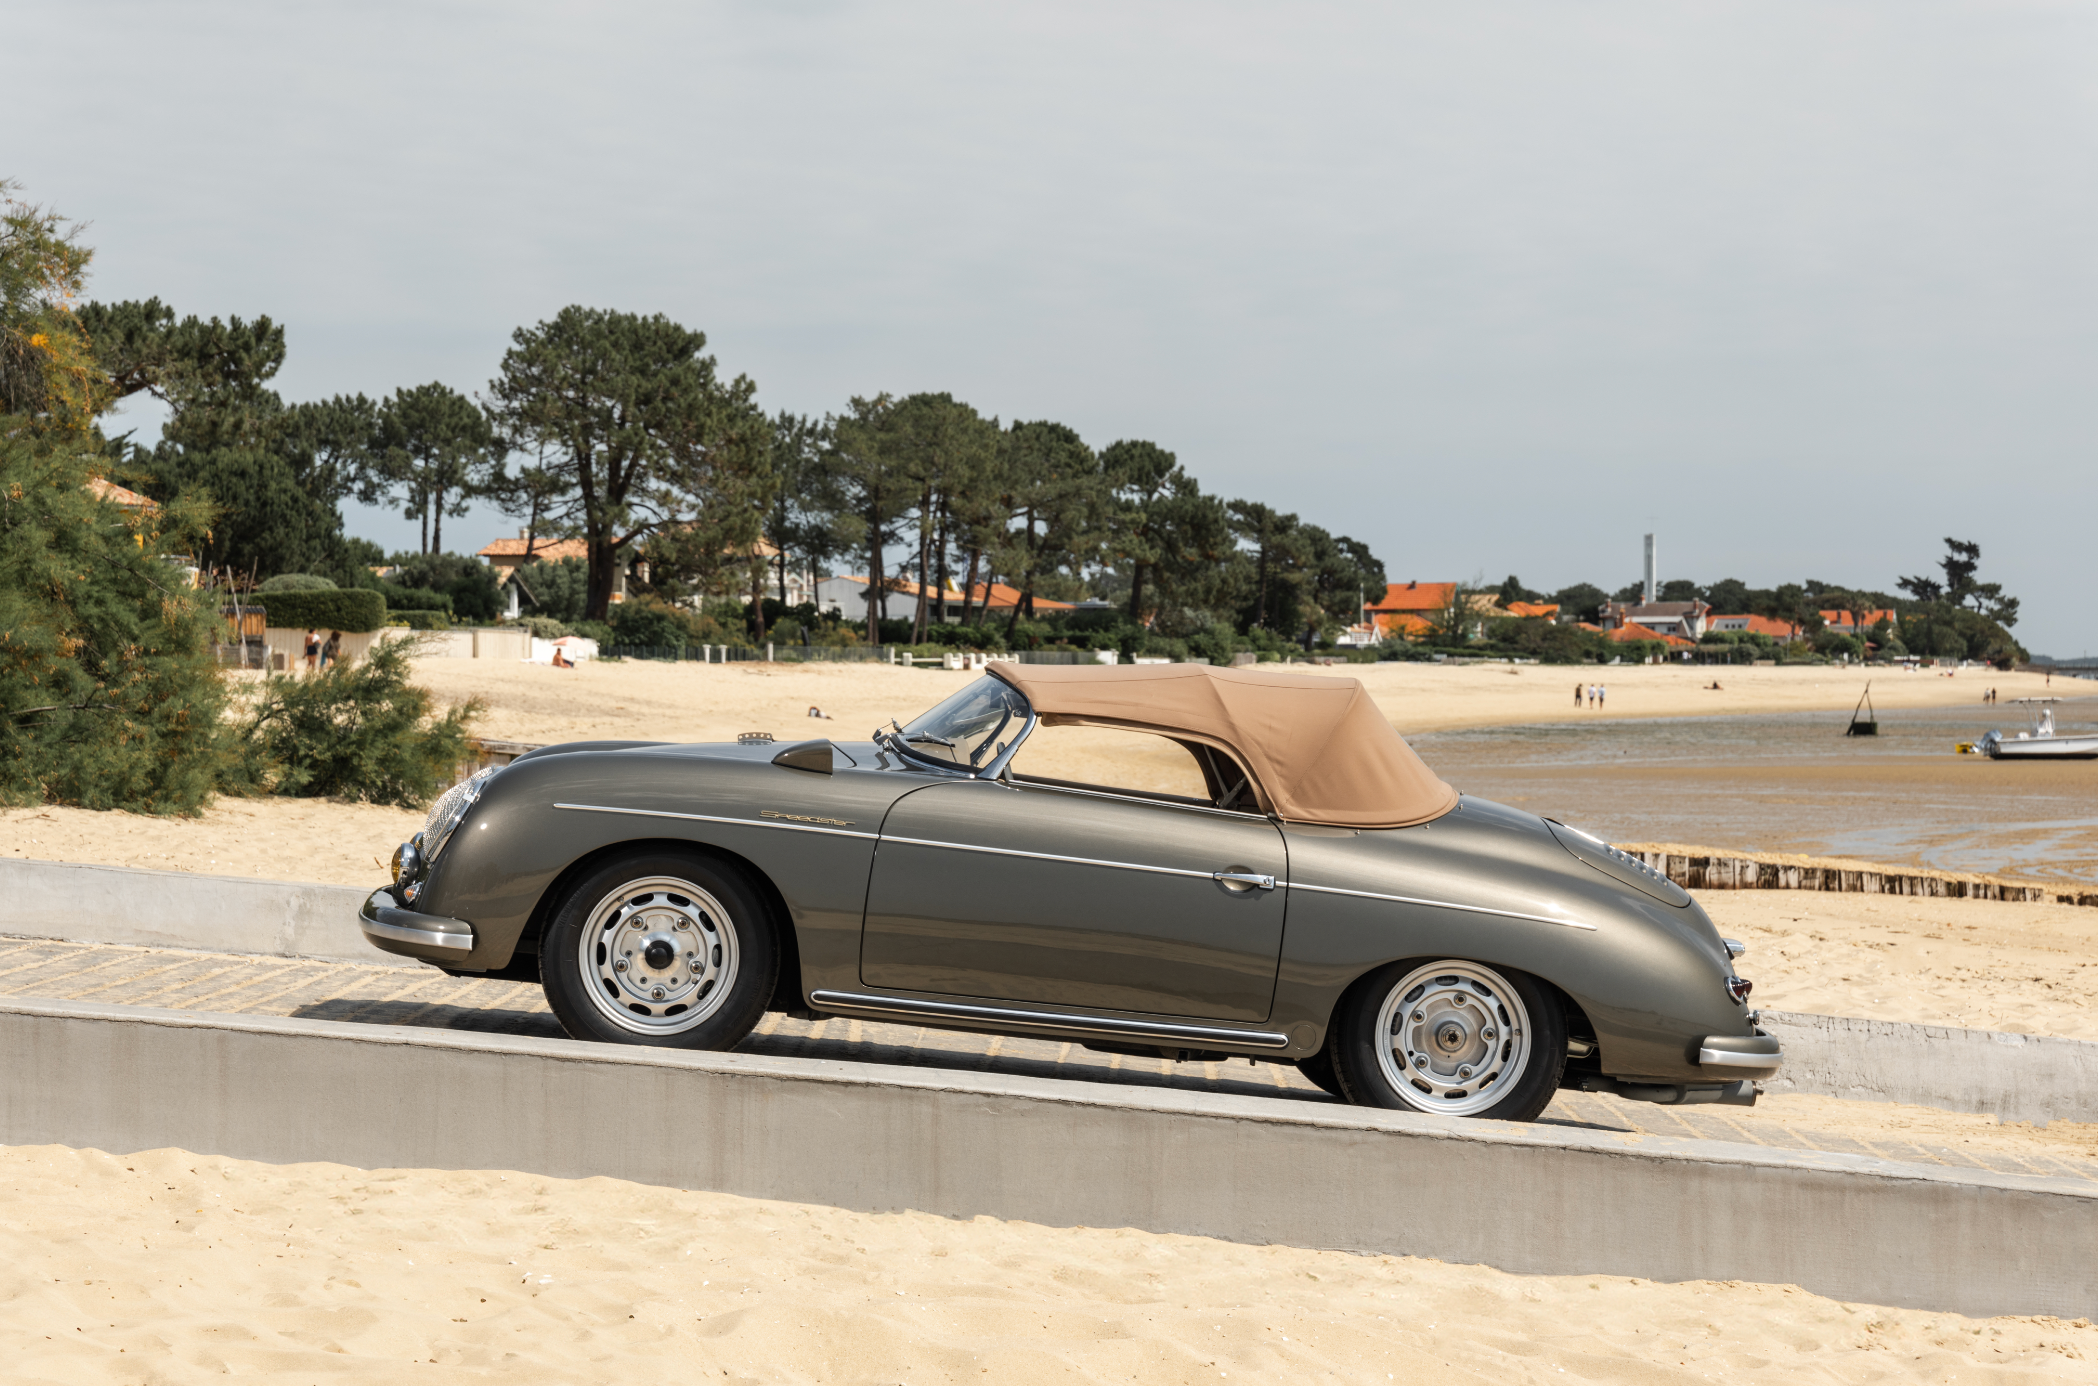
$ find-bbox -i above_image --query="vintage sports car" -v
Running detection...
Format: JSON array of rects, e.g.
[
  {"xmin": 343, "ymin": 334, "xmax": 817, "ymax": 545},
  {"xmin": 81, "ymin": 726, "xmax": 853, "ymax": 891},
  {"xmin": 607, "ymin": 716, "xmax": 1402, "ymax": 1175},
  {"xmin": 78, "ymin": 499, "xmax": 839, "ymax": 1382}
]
[{"xmin": 361, "ymin": 663, "xmax": 1779, "ymax": 1121}]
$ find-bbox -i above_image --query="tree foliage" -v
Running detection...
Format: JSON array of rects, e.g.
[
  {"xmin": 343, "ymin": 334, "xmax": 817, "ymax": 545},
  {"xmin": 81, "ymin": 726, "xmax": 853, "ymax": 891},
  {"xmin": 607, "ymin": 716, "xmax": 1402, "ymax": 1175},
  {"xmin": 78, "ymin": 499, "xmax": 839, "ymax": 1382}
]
[
  {"xmin": 0, "ymin": 432, "xmax": 229, "ymax": 811},
  {"xmin": 237, "ymin": 637, "xmax": 481, "ymax": 806},
  {"xmin": 365, "ymin": 382, "xmax": 499, "ymax": 555},
  {"xmin": 486, "ymin": 306, "xmax": 770, "ymax": 621}
]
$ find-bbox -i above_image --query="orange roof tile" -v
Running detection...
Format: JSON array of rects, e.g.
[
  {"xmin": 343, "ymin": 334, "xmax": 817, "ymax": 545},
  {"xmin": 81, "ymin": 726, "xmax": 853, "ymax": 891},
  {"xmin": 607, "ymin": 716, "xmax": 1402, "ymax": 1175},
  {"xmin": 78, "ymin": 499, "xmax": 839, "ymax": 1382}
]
[
  {"xmin": 1605, "ymin": 624, "xmax": 1693, "ymax": 647},
  {"xmin": 86, "ymin": 477, "xmax": 156, "ymax": 510},
  {"xmin": 1366, "ymin": 581, "xmax": 1459, "ymax": 613},
  {"xmin": 479, "ymin": 536, "xmax": 588, "ymax": 562}
]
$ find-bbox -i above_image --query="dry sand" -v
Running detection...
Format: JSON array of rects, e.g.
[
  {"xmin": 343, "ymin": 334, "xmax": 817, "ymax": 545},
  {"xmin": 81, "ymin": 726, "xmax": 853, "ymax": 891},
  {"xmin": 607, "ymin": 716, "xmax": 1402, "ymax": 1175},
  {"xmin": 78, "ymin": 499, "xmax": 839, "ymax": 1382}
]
[
  {"xmin": 389, "ymin": 652, "xmax": 2062, "ymax": 746},
  {"xmin": 1694, "ymin": 890, "xmax": 2098, "ymax": 1039},
  {"xmin": 6, "ymin": 1142, "xmax": 2091, "ymax": 1386}
]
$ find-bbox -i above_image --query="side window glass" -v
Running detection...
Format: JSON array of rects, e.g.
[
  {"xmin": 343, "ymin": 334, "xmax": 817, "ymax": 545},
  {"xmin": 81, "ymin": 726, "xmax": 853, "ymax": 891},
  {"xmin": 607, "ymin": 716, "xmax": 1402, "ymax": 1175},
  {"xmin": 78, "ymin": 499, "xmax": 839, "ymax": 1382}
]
[{"xmin": 1010, "ymin": 725, "xmax": 1256, "ymax": 811}]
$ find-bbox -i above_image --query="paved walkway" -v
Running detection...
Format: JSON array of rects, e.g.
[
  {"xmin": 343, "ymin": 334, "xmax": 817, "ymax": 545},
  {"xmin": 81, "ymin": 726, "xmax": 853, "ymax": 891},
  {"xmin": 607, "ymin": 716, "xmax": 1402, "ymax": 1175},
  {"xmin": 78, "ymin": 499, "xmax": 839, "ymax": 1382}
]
[{"xmin": 2, "ymin": 935, "xmax": 2089, "ymax": 1185}]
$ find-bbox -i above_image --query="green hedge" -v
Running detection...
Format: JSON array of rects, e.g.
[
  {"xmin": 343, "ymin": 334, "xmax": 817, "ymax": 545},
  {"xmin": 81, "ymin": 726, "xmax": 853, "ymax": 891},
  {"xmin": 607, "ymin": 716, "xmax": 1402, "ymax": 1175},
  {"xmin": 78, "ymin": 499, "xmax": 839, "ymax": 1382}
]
[
  {"xmin": 253, "ymin": 588, "xmax": 388, "ymax": 633},
  {"xmin": 384, "ymin": 610, "xmax": 453, "ymax": 631}
]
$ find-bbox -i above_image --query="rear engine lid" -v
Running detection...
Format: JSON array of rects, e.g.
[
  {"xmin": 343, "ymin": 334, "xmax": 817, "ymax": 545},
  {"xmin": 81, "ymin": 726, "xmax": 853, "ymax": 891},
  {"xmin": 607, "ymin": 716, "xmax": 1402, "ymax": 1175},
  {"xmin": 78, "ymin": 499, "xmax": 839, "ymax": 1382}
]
[{"xmin": 1544, "ymin": 820, "xmax": 1692, "ymax": 908}]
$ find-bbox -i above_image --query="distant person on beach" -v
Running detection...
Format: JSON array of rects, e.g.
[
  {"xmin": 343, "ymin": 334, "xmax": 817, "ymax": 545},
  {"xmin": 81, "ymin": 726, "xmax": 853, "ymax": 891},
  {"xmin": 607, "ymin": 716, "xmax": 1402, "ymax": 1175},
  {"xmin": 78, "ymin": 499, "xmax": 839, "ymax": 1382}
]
[
  {"xmin": 1575, "ymin": 682, "xmax": 1584, "ymax": 708},
  {"xmin": 551, "ymin": 646, "xmax": 573, "ymax": 669},
  {"xmin": 1598, "ymin": 683, "xmax": 1607, "ymax": 709},
  {"xmin": 320, "ymin": 631, "xmax": 341, "ymax": 671},
  {"xmin": 303, "ymin": 628, "xmax": 320, "ymax": 674}
]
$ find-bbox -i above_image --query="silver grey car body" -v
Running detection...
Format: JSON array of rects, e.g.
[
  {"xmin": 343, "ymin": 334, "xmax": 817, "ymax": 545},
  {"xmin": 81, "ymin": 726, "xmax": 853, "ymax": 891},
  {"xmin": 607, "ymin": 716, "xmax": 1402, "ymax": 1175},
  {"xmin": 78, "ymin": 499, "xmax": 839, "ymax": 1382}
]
[{"xmin": 362, "ymin": 664, "xmax": 1779, "ymax": 1116}]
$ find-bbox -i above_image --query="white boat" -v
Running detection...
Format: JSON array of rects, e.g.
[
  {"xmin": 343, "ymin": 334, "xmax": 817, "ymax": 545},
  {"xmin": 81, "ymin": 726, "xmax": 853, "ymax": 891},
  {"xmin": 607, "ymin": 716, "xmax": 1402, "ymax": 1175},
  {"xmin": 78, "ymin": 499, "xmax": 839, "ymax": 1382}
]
[{"xmin": 1978, "ymin": 699, "xmax": 2098, "ymax": 760}]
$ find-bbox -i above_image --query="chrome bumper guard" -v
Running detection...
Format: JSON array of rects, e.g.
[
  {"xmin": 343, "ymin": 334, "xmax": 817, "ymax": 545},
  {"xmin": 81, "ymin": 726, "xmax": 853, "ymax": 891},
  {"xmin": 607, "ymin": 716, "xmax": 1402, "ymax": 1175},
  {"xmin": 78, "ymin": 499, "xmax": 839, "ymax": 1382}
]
[
  {"xmin": 1697, "ymin": 1032, "xmax": 1783, "ymax": 1079},
  {"xmin": 359, "ymin": 888, "xmax": 475, "ymax": 957}
]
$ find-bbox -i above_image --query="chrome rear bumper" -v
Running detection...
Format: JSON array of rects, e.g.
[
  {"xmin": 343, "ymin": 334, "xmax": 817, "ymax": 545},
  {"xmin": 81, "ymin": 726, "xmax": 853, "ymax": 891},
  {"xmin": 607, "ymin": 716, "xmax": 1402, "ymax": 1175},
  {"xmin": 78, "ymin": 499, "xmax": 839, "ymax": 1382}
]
[
  {"xmin": 360, "ymin": 888, "xmax": 476, "ymax": 959},
  {"xmin": 1697, "ymin": 1032, "xmax": 1783, "ymax": 1080}
]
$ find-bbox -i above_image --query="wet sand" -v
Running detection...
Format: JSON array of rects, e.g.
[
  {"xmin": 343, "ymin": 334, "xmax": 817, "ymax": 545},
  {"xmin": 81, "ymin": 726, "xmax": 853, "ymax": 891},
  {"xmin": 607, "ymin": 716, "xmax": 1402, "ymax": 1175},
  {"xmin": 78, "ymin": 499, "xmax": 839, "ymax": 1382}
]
[
  {"xmin": 1416, "ymin": 701, "xmax": 2098, "ymax": 888},
  {"xmin": 6, "ymin": 1143, "xmax": 2092, "ymax": 1385}
]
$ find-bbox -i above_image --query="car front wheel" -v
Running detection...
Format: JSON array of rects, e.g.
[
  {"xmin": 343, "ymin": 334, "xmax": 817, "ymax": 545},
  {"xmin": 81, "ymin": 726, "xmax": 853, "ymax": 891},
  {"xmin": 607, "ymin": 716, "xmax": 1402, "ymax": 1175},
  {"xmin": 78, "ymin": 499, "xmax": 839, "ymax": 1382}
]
[
  {"xmin": 541, "ymin": 850, "xmax": 778, "ymax": 1049},
  {"xmin": 1327, "ymin": 959, "xmax": 1566, "ymax": 1122}
]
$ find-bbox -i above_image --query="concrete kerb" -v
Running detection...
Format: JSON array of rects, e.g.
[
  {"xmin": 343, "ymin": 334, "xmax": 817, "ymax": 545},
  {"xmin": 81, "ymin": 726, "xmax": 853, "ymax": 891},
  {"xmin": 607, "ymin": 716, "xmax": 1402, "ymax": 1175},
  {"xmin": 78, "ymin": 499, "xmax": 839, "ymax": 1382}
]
[
  {"xmin": 1, "ymin": 996, "xmax": 2090, "ymax": 1319},
  {"xmin": 1761, "ymin": 1010, "xmax": 2098, "ymax": 1126},
  {"xmin": 0, "ymin": 859, "xmax": 372, "ymax": 964}
]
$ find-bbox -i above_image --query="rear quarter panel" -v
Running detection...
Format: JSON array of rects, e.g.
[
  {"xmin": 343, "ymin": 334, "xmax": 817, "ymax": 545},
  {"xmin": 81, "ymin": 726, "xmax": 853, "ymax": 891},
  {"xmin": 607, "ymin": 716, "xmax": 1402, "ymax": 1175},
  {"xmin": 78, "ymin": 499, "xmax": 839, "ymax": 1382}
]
[{"xmin": 1276, "ymin": 797, "xmax": 1752, "ymax": 1080}]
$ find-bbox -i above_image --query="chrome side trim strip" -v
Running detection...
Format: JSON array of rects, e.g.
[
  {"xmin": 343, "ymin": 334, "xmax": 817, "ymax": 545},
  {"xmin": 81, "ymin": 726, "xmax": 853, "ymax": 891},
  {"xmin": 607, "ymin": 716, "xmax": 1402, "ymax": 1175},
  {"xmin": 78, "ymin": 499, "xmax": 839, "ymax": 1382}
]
[
  {"xmin": 553, "ymin": 802, "xmax": 879, "ymax": 840},
  {"xmin": 880, "ymin": 835, "xmax": 1227, "ymax": 885},
  {"xmin": 808, "ymin": 989, "xmax": 1292, "ymax": 1048},
  {"xmin": 1282, "ymin": 881, "xmax": 1598, "ymax": 931}
]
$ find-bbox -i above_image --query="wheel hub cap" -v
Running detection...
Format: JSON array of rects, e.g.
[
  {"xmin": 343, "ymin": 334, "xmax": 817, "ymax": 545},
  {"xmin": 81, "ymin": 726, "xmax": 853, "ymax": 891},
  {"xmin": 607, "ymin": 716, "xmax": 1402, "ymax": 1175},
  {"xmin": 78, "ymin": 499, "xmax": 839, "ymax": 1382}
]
[
  {"xmin": 1374, "ymin": 964, "xmax": 1532, "ymax": 1117},
  {"xmin": 580, "ymin": 877, "xmax": 739, "ymax": 1035}
]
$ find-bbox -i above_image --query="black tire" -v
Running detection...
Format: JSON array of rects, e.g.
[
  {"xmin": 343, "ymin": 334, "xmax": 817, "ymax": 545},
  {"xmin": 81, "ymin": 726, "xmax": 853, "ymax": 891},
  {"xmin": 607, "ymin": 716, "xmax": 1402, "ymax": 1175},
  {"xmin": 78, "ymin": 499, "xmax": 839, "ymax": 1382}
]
[
  {"xmin": 1294, "ymin": 1049, "xmax": 1348, "ymax": 1099},
  {"xmin": 1327, "ymin": 958, "xmax": 1566, "ymax": 1122},
  {"xmin": 540, "ymin": 849, "xmax": 779, "ymax": 1050}
]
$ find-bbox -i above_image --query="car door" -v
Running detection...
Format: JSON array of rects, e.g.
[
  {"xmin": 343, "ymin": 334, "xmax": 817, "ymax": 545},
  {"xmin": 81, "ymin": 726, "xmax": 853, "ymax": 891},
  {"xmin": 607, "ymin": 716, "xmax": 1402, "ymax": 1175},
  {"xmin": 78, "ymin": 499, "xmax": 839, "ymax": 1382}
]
[{"xmin": 858, "ymin": 777, "xmax": 1289, "ymax": 1022}]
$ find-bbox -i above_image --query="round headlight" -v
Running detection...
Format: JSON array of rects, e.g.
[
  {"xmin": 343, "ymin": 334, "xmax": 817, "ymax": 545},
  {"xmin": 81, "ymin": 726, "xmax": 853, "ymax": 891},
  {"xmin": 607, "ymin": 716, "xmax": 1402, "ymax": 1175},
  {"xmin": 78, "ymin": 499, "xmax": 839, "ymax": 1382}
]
[{"xmin": 423, "ymin": 766, "xmax": 497, "ymax": 863}]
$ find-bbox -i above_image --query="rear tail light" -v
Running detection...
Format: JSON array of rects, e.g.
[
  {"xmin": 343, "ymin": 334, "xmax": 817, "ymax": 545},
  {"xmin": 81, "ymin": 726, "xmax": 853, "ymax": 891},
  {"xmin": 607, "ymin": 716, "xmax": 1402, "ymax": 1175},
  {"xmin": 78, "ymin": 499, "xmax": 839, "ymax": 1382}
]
[{"xmin": 1725, "ymin": 976, "xmax": 1753, "ymax": 1004}]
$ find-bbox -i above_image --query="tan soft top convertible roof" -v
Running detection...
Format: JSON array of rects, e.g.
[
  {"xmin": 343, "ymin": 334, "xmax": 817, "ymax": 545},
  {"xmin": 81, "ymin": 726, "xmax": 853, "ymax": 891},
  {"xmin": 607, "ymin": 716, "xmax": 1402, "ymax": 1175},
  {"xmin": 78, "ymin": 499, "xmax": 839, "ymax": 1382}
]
[{"xmin": 987, "ymin": 662, "xmax": 1457, "ymax": 830}]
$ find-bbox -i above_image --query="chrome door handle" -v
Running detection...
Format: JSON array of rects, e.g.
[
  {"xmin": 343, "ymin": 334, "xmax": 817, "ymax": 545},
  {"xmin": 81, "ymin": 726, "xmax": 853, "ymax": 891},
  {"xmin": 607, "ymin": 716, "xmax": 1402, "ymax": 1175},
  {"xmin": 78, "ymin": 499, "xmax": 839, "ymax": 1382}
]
[{"xmin": 1213, "ymin": 870, "xmax": 1276, "ymax": 891}]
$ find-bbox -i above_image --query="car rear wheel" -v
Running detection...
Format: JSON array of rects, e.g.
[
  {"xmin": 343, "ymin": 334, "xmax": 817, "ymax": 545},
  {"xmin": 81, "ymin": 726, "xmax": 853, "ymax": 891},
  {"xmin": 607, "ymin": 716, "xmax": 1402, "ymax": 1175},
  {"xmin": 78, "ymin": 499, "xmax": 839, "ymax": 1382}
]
[
  {"xmin": 1327, "ymin": 959, "xmax": 1566, "ymax": 1122},
  {"xmin": 1294, "ymin": 1049, "xmax": 1348, "ymax": 1099},
  {"xmin": 540, "ymin": 850, "xmax": 778, "ymax": 1049}
]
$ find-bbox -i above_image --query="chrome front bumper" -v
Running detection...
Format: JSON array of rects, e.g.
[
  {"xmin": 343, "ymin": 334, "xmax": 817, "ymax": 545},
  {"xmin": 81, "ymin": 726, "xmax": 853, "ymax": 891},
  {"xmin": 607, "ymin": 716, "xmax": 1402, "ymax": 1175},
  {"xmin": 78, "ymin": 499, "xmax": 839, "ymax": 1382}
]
[{"xmin": 359, "ymin": 888, "xmax": 476, "ymax": 959}]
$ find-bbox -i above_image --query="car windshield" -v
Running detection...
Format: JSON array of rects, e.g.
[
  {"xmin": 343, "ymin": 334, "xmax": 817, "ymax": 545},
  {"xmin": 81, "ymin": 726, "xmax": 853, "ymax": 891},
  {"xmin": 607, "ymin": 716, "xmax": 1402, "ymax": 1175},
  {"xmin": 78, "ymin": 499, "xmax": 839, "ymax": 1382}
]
[{"xmin": 889, "ymin": 676, "xmax": 1030, "ymax": 771}]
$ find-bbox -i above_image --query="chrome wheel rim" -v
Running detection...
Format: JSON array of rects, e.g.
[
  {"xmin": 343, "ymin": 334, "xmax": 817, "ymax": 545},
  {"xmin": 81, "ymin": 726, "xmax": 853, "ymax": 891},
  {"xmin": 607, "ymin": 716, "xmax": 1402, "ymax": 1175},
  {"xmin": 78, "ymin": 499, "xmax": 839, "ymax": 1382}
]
[
  {"xmin": 1373, "ymin": 961, "xmax": 1531, "ymax": 1117},
  {"xmin": 578, "ymin": 876, "xmax": 739, "ymax": 1036}
]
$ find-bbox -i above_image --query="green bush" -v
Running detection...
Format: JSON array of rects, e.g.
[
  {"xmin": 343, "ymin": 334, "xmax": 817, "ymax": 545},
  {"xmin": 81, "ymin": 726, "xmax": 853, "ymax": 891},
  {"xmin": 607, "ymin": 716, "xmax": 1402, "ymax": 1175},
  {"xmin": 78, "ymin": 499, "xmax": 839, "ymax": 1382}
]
[
  {"xmin": 519, "ymin": 616, "xmax": 570, "ymax": 640},
  {"xmin": 384, "ymin": 552, "xmax": 501, "ymax": 624},
  {"xmin": 252, "ymin": 587, "xmax": 388, "ymax": 633},
  {"xmin": 236, "ymin": 636, "xmax": 482, "ymax": 807},
  {"xmin": 378, "ymin": 583, "xmax": 453, "ymax": 614},
  {"xmin": 608, "ymin": 596, "xmax": 743, "ymax": 649},
  {"xmin": 385, "ymin": 610, "xmax": 453, "ymax": 631},
  {"xmin": 258, "ymin": 573, "xmax": 337, "ymax": 593}
]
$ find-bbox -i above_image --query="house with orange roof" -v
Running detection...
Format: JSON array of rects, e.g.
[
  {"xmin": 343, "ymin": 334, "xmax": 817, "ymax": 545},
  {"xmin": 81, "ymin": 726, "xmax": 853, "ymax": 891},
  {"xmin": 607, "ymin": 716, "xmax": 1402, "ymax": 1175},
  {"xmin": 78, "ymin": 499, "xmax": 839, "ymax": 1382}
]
[
  {"xmin": 479, "ymin": 532, "xmax": 814, "ymax": 613},
  {"xmin": 815, "ymin": 575, "xmax": 1074, "ymax": 625},
  {"xmin": 1363, "ymin": 581, "xmax": 1502, "ymax": 641},
  {"xmin": 1604, "ymin": 623, "xmax": 1693, "ymax": 649},
  {"xmin": 1504, "ymin": 600, "xmax": 1560, "ymax": 620},
  {"xmin": 1818, "ymin": 608, "xmax": 1896, "ymax": 635},
  {"xmin": 1707, "ymin": 613, "xmax": 1803, "ymax": 641},
  {"xmin": 1601, "ymin": 598, "xmax": 1710, "ymax": 641}
]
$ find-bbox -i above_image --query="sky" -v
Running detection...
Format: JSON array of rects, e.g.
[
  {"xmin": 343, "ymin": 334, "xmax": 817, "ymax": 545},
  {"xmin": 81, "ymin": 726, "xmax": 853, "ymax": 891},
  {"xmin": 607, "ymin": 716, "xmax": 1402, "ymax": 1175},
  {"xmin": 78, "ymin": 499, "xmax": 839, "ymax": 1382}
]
[{"xmin": 16, "ymin": 1, "xmax": 2097, "ymax": 655}]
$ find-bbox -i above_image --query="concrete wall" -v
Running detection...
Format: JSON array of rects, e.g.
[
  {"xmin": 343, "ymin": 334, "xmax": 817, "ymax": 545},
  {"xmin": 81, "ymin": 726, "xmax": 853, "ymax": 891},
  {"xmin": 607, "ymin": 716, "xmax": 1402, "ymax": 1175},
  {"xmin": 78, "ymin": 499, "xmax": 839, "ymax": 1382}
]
[
  {"xmin": 0, "ymin": 860, "xmax": 372, "ymax": 963},
  {"xmin": 0, "ymin": 996, "xmax": 2089, "ymax": 1319},
  {"xmin": 1762, "ymin": 1010, "xmax": 2098, "ymax": 1126}
]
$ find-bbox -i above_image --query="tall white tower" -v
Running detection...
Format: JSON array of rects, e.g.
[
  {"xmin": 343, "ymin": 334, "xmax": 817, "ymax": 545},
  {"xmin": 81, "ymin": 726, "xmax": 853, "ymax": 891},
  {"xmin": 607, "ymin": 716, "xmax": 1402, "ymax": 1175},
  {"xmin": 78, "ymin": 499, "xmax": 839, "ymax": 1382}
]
[{"xmin": 1642, "ymin": 534, "xmax": 1657, "ymax": 605}]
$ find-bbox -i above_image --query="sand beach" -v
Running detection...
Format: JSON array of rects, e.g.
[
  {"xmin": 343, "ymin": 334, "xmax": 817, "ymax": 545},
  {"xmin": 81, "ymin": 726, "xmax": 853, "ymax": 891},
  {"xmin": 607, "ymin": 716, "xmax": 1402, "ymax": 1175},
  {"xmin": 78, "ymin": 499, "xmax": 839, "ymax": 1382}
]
[
  {"xmin": 6, "ymin": 1142, "xmax": 2092, "ymax": 1385},
  {"xmin": 5, "ymin": 656, "xmax": 2096, "ymax": 1379}
]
